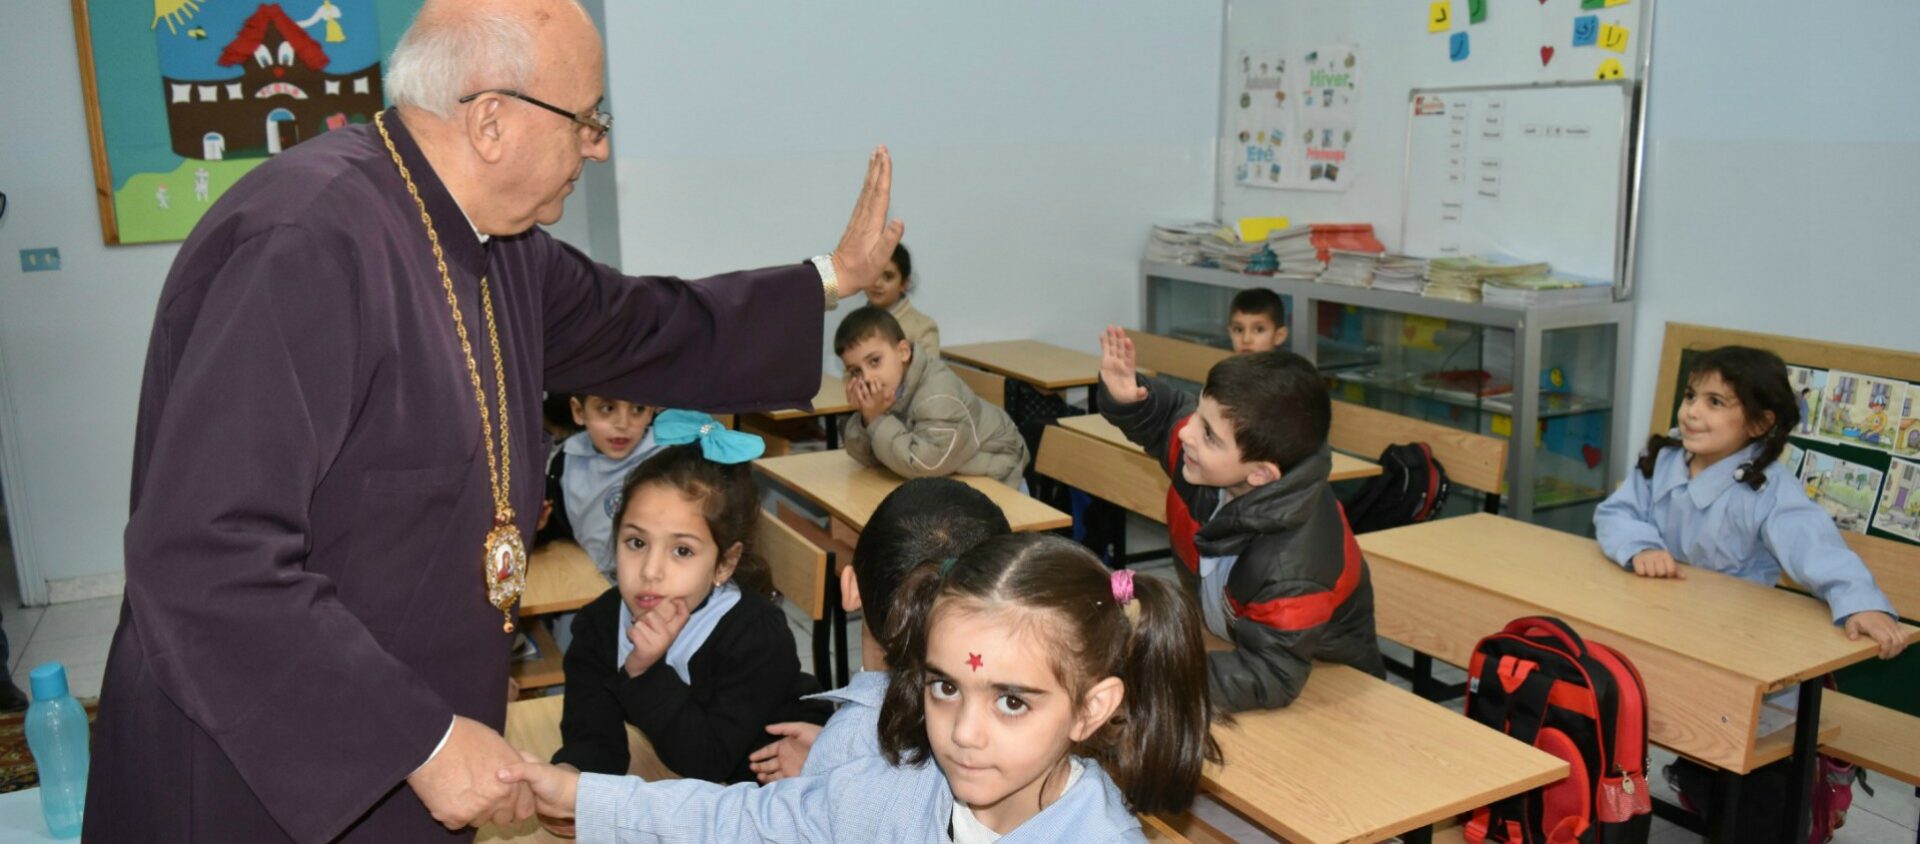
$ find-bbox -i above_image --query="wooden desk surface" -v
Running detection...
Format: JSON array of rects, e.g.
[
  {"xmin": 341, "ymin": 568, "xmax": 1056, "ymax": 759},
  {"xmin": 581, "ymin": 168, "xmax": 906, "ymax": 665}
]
[
  {"xmin": 943, "ymin": 340, "xmax": 1102, "ymax": 390},
  {"xmin": 1360, "ymin": 513, "xmax": 1920, "ymax": 772},
  {"xmin": 754, "ymin": 449, "xmax": 1071, "ymax": 533},
  {"xmin": 1204, "ymin": 663, "xmax": 1568, "ymax": 844},
  {"xmin": 521, "ymin": 541, "xmax": 609, "ymax": 617},
  {"xmin": 1058, "ymin": 415, "xmax": 1384, "ymax": 483},
  {"xmin": 760, "ymin": 374, "xmax": 854, "ymax": 421}
]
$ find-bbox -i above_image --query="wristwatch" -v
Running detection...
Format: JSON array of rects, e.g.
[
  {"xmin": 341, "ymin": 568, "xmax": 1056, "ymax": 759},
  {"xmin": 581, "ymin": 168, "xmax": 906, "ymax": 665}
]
[{"xmin": 811, "ymin": 254, "xmax": 839, "ymax": 311}]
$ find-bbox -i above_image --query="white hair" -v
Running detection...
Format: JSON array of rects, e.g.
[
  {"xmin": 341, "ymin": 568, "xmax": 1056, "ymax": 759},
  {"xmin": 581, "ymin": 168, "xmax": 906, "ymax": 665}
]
[{"xmin": 386, "ymin": 8, "xmax": 536, "ymax": 119}]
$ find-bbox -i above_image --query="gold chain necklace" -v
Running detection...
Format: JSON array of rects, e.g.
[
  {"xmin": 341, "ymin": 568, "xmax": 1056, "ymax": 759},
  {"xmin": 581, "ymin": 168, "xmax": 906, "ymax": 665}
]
[{"xmin": 375, "ymin": 112, "xmax": 525, "ymax": 633}]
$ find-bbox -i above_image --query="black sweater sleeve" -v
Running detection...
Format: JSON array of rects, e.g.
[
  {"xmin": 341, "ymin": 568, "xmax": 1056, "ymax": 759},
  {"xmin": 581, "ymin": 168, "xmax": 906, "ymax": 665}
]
[
  {"xmin": 552, "ymin": 589, "xmax": 634, "ymax": 774},
  {"xmin": 1097, "ymin": 374, "xmax": 1197, "ymax": 470}
]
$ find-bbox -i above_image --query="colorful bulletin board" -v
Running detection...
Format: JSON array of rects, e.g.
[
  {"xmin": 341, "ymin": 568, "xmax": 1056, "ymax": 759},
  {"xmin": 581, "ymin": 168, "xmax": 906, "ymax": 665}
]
[{"xmin": 72, "ymin": 0, "xmax": 422, "ymax": 244}]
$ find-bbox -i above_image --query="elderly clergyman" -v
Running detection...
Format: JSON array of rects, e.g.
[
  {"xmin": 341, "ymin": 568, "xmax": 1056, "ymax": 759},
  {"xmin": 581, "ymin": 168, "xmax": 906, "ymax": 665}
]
[{"xmin": 83, "ymin": 1, "xmax": 901, "ymax": 840}]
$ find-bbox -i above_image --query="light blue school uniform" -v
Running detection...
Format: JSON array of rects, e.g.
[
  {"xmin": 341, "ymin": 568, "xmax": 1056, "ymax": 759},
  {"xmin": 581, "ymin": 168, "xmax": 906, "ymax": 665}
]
[
  {"xmin": 575, "ymin": 753, "xmax": 1146, "ymax": 844},
  {"xmin": 1593, "ymin": 441, "xmax": 1895, "ymax": 623},
  {"xmin": 799, "ymin": 670, "xmax": 889, "ymax": 776},
  {"xmin": 560, "ymin": 429, "xmax": 662, "ymax": 576}
]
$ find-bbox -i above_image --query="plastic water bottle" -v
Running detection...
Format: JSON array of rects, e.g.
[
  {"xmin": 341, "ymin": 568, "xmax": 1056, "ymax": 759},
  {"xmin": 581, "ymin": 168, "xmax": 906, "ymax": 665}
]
[{"xmin": 25, "ymin": 663, "xmax": 88, "ymax": 839}]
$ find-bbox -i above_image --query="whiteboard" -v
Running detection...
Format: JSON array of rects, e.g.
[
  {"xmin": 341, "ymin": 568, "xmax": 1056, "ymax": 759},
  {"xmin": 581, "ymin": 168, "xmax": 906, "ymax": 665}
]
[
  {"xmin": 1217, "ymin": 0, "xmax": 1652, "ymax": 253},
  {"xmin": 1402, "ymin": 82, "xmax": 1633, "ymax": 282}
]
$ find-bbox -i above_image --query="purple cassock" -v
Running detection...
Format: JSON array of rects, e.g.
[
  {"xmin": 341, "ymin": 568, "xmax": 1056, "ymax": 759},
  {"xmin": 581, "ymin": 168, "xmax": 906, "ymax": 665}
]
[{"xmin": 84, "ymin": 110, "xmax": 823, "ymax": 842}]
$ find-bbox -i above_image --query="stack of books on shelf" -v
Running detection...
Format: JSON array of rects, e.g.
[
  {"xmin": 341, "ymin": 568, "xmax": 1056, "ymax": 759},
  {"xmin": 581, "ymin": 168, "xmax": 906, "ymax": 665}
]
[
  {"xmin": 1266, "ymin": 225, "xmax": 1322, "ymax": 278},
  {"xmin": 1480, "ymin": 272, "xmax": 1616, "ymax": 308},
  {"xmin": 1371, "ymin": 255, "xmax": 1428, "ymax": 294},
  {"xmin": 1307, "ymin": 223, "xmax": 1386, "ymax": 263},
  {"xmin": 1198, "ymin": 229, "xmax": 1274, "ymax": 273},
  {"xmin": 1316, "ymin": 249, "xmax": 1382, "ymax": 288},
  {"xmin": 1144, "ymin": 220, "xmax": 1218, "ymax": 265},
  {"xmin": 1422, "ymin": 255, "xmax": 1552, "ymax": 303}
]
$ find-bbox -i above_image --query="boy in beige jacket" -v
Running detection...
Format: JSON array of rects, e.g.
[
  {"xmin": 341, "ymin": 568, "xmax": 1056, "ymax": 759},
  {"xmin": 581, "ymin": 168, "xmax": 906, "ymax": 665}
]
[{"xmin": 835, "ymin": 307, "xmax": 1028, "ymax": 487}]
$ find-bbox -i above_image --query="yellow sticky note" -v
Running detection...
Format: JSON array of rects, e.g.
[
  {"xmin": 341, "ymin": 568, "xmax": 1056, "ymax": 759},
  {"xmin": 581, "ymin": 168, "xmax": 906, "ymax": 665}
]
[
  {"xmin": 1603, "ymin": 0, "xmax": 1630, "ymax": 6},
  {"xmin": 1595, "ymin": 57, "xmax": 1625, "ymax": 80},
  {"xmin": 1236, "ymin": 216, "xmax": 1292, "ymax": 242},
  {"xmin": 1599, "ymin": 23, "xmax": 1629, "ymax": 53},
  {"xmin": 1429, "ymin": 0, "xmax": 1453, "ymax": 32}
]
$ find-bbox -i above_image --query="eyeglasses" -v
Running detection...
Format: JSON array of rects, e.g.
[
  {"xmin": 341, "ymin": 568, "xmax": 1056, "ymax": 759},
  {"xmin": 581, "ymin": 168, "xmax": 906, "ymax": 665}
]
[{"xmin": 458, "ymin": 89, "xmax": 612, "ymax": 143}]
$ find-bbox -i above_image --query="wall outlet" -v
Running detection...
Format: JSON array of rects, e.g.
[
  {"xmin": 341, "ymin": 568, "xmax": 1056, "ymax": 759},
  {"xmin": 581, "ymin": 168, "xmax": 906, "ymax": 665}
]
[{"xmin": 19, "ymin": 248, "xmax": 61, "ymax": 273}]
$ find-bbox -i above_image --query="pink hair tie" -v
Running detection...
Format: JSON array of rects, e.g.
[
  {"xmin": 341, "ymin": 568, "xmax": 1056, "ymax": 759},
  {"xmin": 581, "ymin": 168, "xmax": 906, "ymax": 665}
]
[{"xmin": 1110, "ymin": 570, "xmax": 1136, "ymax": 605}]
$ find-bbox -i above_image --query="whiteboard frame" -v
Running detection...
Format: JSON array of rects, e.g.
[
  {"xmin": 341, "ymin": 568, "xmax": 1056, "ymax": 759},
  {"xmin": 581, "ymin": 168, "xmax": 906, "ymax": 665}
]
[{"xmin": 1399, "ymin": 79, "xmax": 1638, "ymax": 299}]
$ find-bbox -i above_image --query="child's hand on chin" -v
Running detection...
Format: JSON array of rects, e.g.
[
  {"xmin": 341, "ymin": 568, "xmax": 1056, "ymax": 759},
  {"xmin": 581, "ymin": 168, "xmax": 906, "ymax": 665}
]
[{"xmin": 498, "ymin": 753, "xmax": 580, "ymax": 834}]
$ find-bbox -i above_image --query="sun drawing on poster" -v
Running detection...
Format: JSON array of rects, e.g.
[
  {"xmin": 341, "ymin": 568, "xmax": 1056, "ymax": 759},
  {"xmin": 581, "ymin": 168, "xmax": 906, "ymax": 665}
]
[{"xmin": 154, "ymin": 0, "xmax": 205, "ymax": 35}]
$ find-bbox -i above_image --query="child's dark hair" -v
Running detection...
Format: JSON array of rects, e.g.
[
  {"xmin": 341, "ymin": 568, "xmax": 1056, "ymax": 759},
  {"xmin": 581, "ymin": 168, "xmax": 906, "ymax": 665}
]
[
  {"xmin": 617, "ymin": 444, "xmax": 773, "ymax": 596},
  {"xmin": 1229, "ymin": 287, "xmax": 1285, "ymax": 325},
  {"xmin": 1638, "ymin": 345, "xmax": 1796, "ymax": 491},
  {"xmin": 890, "ymin": 243, "xmax": 913, "ymax": 287},
  {"xmin": 543, "ymin": 392, "xmax": 581, "ymax": 436},
  {"xmin": 1202, "ymin": 350, "xmax": 1330, "ymax": 471},
  {"xmin": 854, "ymin": 478, "xmax": 1011, "ymax": 636},
  {"xmin": 833, "ymin": 306, "xmax": 908, "ymax": 357},
  {"xmin": 877, "ymin": 534, "xmax": 1220, "ymax": 815}
]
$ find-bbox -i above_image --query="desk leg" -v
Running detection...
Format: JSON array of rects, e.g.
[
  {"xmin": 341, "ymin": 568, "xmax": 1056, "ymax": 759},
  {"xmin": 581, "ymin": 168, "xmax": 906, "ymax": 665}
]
[
  {"xmin": 1400, "ymin": 824, "xmax": 1433, "ymax": 844},
  {"xmin": 825, "ymin": 415, "xmax": 842, "ymax": 450},
  {"xmin": 1710, "ymin": 767, "xmax": 1741, "ymax": 844},
  {"xmin": 1782, "ymin": 678, "xmax": 1822, "ymax": 844}
]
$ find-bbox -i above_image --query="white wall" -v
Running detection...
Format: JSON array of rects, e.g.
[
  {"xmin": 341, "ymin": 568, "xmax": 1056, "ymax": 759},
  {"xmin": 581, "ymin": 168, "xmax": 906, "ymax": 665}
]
[
  {"xmin": 597, "ymin": 2, "xmax": 1223, "ymax": 366},
  {"xmin": 1625, "ymin": 1, "xmax": 1920, "ymax": 469}
]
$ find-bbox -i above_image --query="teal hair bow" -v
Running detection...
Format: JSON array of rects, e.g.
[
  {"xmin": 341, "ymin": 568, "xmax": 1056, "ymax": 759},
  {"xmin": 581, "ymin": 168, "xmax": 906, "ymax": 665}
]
[{"xmin": 652, "ymin": 410, "xmax": 766, "ymax": 464}]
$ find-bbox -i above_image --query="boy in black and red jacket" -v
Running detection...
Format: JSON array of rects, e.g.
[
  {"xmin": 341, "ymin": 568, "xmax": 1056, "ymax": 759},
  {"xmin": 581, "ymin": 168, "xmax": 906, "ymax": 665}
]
[{"xmin": 1095, "ymin": 326, "xmax": 1382, "ymax": 711}]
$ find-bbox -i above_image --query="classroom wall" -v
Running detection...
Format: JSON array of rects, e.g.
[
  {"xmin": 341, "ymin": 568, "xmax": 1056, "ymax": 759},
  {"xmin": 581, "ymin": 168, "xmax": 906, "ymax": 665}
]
[
  {"xmin": 1624, "ymin": 1, "xmax": 1920, "ymax": 471},
  {"xmin": 0, "ymin": 2, "xmax": 618, "ymax": 602},
  {"xmin": 595, "ymin": 2, "xmax": 1223, "ymax": 369}
]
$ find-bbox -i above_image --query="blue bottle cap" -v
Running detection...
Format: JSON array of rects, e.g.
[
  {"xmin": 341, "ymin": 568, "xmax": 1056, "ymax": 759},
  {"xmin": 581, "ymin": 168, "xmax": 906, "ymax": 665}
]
[{"xmin": 28, "ymin": 663, "xmax": 69, "ymax": 702}]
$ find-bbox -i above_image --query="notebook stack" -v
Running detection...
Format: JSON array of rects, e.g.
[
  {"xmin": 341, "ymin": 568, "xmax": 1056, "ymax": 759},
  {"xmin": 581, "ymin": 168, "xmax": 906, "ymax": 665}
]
[
  {"xmin": 1480, "ymin": 273, "xmax": 1617, "ymax": 308},
  {"xmin": 1316, "ymin": 249, "xmax": 1382, "ymax": 288},
  {"xmin": 1199, "ymin": 229, "xmax": 1273, "ymax": 273},
  {"xmin": 1266, "ymin": 225, "xmax": 1323, "ymax": 278},
  {"xmin": 1423, "ymin": 256, "xmax": 1552, "ymax": 303},
  {"xmin": 1144, "ymin": 220, "xmax": 1218, "ymax": 265},
  {"xmin": 1371, "ymin": 255, "xmax": 1429, "ymax": 294}
]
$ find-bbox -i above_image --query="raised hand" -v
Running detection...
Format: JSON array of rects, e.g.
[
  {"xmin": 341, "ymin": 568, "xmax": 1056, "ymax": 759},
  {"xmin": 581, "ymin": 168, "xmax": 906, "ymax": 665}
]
[
  {"xmin": 829, "ymin": 147, "xmax": 907, "ymax": 299},
  {"xmin": 748, "ymin": 721, "xmax": 823, "ymax": 784},
  {"xmin": 624, "ymin": 597, "xmax": 690, "ymax": 678},
  {"xmin": 406, "ymin": 716, "xmax": 535, "ymax": 830},
  {"xmin": 1098, "ymin": 325, "xmax": 1146, "ymax": 404}
]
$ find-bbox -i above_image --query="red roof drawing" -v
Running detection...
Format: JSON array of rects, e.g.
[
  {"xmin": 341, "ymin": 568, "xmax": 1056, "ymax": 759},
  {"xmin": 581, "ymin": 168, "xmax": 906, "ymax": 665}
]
[{"xmin": 218, "ymin": 4, "xmax": 330, "ymax": 72}]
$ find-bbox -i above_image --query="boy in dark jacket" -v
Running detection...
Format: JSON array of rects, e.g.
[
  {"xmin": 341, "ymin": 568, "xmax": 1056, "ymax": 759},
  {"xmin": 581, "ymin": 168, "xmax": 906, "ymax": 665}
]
[{"xmin": 1095, "ymin": 326, "xmax": 1382, "ymax": 711}]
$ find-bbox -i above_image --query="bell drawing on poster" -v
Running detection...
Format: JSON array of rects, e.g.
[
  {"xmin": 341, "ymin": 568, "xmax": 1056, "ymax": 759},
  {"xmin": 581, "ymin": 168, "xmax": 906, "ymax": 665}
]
[
  {"xmin": 1873, "ymin": 458, "xmax": 1920, "ymax": 543},
  {"xmin": 1799, "ymin": 451, "xmax": 1884, "ymax": 535},
  {"xmin": 1816, "ymin": 370, "xmax": 1905, "ymax": 451},
  {"xmin": 1786, "ymin": 366, "xmax": 1828, "ymax": 439},
  {"xmin": 1894, "ymin": 387, "xmax": 1920, "ymax": 459}
]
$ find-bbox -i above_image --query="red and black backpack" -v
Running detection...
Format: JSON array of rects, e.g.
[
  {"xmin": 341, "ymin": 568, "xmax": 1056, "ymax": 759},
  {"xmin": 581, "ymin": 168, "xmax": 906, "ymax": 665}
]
[
  {"xmin": 1463, "ymin": 617, "xmax": 1653, "ymax": 844},
  {"xmin": 1342, "ymin": 442, "xmax": 1449, "ymax": 534}
]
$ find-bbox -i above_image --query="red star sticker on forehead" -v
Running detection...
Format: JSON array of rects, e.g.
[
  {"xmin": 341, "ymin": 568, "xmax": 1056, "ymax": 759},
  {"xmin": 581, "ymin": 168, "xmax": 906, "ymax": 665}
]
[{"xmin": 966, "ymin": 653, "xmax": 983, "ymax": 672}]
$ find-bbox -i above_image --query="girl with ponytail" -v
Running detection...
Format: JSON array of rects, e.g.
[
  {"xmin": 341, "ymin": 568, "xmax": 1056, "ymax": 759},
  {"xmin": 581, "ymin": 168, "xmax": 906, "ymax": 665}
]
[
  {"xmin": 501, "ymin": 533, "xmax": 1220, "ymax": 842},
  {"xmin": 1595, "ymin": 346, "xmax": 1905, "ymax": 659}
]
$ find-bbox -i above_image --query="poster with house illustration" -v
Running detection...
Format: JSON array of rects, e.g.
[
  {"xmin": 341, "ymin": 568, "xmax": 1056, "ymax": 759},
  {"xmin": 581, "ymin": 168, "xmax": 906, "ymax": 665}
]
[
  {"xmin": 1813, "ymin": 370, "xmax": 1905, "ymax": 452},
  {"xmin": 1785, "ymin": 366, "xmax": 1826, "ymax": 440},
  {"xmin": 1799, "ymin": 451, "xmax": 1883, "ymax": 535},
  {"xmin": 1893, "ymin": 387, "xmax": 1920, "ymax": 459},
  {"xmin": 1873, "ymin": 458, "xmax": 1920, "ymax": 543},
  {"xmin": 76, "ymin": 1, "xmax": 422, "ymax": 244}
]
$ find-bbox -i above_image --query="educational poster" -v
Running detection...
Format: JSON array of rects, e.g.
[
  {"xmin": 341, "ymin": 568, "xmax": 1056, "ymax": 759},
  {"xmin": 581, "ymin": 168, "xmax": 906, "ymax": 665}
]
[
  {"xmin": 1783, "ymin": 442, "xmax": 1808, "ymax": 477},
  {"xmin": 74, "ymin": 0, "xmax": 418, "ymax": 244},
  {"xmin": 1815, "ymin": 370, "xmax": 1905, "ymax": 451},
  {"xmin": 1894, "ymin": 388, "xmax": 1920, "ymax": 459},
  {"xmin": 1229, "ymin": 49, "xmax": 1295, "ymax": 189},
  {"xmin": 1786, "ymin": 366, "xmax": 1827, "ymax": 439},
  {"xmin": 1296, "ymin": 44, "xmax": 1358, "ymax": 192},
  {"xmin": 1873, "ymin": 459, "xmax": 1920, "ymax": 543},
  {"xmin": 1800, "ymin": 451, "xmax": 1884, "ymax": 535}
]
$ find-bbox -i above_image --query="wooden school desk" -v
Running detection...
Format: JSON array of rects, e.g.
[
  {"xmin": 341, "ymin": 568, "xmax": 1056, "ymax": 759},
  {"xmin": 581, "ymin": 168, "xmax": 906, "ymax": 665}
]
[
  {"xmin": 753, "ymin": 449, "xmax": 1071, "ymax": 541},
  {"xmin": 512, "ymin": 541, "xmax": 610, "ymax": 695},
  {"xmin": 1058, "ymin": 415, "xmax": 1382, "ymax": 483},
  {"xmin": 1203, "ymin": 662, "xmax": 1568, "ymax": 844},
  {"xmin": 741, "ymin": 374, "xmax": 854, "ymax": 451},
  {"xmin": 942, "ymin": 340, "xmax": 1104, "ymax": 392},
  {"xmin": 477, "ymin": 695, "xmax": 676, "ymax": 844},
  {"xmin": 1359, "ymin": 513, "xmax": 1920, "ymax": 843}
]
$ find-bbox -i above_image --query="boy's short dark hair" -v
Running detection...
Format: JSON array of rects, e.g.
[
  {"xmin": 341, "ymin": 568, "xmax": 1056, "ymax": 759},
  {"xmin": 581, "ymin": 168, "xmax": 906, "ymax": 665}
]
[
  {"xmin": 853, "ymin": 478, "xmax": 1011, "ymax": 635},
  {"xmin": 1203, "ymin": 350, "xmax": 1329, "ymax": 471},
  {"xmin": 1229, "ymin": 287, "xmax": 1286, "ymax": 324},
  {"xmin": 834, "ymin": 306, "xmax": 908, "ymax": 356}
]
